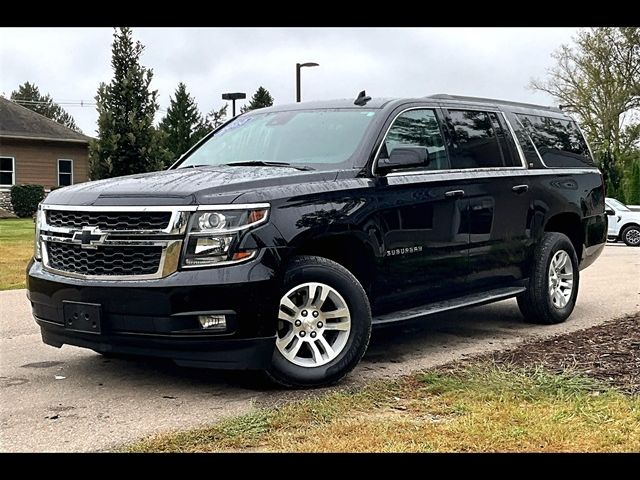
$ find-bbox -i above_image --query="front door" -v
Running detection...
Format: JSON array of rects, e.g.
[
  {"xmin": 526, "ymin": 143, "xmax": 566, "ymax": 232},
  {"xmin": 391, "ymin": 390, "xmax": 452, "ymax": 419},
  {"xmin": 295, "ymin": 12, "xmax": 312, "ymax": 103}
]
[
  {"xmin": 373, "ymin": 108, "xmax": 470, "ymax": 311},
  {"xmin": 604, "ymin": 200, "xmax": 618, "ymax": 237}
]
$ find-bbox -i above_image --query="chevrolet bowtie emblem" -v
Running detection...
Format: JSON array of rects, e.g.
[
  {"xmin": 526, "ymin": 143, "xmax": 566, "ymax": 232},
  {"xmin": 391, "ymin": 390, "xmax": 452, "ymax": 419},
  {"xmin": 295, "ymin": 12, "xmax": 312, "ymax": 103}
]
[{"xmin": 72, "ymin": 226, "xmax": 107, "ymax": 249}]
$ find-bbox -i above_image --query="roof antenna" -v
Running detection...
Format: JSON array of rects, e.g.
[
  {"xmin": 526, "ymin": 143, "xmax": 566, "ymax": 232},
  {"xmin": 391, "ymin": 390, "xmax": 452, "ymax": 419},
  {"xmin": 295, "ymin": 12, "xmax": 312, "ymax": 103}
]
[{"xmin": 354, "ymin": 90, "xmax": 371, "ymax": 106}]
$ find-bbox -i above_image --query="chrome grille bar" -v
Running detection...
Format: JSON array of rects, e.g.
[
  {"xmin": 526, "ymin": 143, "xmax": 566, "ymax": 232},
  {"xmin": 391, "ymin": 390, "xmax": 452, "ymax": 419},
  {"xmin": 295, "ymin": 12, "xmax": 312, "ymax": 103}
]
[{"xmin": 39, "ymin": 205, "xmax": 188, "ymax": 280}]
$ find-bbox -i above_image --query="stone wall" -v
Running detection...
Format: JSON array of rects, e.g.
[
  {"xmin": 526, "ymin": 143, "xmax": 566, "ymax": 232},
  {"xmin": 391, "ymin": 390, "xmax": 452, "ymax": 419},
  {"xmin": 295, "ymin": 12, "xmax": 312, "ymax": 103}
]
[{"xmin": 0, "ymin": 190, "xmax": 13, "ymax": 213}]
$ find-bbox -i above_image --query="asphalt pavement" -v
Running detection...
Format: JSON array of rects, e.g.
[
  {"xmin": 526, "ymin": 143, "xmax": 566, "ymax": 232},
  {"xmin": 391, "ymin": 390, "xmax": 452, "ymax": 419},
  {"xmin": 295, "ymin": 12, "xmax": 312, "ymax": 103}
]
[{"xmin": 1, "ymin": 244, "xmax": 638, "ymax": 452}]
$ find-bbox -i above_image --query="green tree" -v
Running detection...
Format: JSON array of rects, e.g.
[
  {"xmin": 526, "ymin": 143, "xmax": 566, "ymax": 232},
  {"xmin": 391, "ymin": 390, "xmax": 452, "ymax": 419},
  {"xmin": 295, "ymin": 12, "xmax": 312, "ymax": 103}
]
[
  {"xmin": 159, "ymin": 82, "xmax": 207, "ymax": 163},
  {"xmin": 205, "ymin": 104, "xmax": 228, "ymax": 129},
  {"xmin": 240, "ymin": 86, "xmax": 274, "ymax": 113},
  {"xmin": 89, "ymin": 27, "xmax": 164, "ymax": 179},
  {"xmin": 622, "ymin": 154, "xmax": 640, "ymax": 204},
  {"xmin": 530, "ymin": 27, "xmax": 640, "ymax": 191},
  {"xmin": 11, "ymin": 82, "xmax": 81, "ymax": 132}
]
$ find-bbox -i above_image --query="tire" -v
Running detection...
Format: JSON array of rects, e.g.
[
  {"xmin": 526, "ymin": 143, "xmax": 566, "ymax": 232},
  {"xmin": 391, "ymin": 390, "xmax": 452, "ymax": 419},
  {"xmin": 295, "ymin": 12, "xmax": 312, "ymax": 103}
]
[
  {"xmin": 621, "ymin": 225, "xmax": 640, "ymax": 247},
  {"xmin": 266, "ymin": 255, "xmax": 372, "ymax": 388},
  {"xmin": 517, "ymin": 232, "xmax": 580, "ymax": 325}
]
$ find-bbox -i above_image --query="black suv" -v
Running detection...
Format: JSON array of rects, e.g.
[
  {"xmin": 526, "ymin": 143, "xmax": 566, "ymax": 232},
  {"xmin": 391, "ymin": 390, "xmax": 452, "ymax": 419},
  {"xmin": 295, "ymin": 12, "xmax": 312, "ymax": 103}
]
[{"xmin": 27, "ymin": 94, "xmax": 607, "ymax": 387}]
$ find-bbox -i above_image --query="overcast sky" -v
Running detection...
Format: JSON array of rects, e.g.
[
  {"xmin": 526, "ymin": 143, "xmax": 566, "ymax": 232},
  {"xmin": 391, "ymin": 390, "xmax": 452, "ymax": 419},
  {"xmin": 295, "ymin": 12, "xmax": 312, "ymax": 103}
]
[{"xmin": 0, "ymin": 27, "xmax": 579, "ymax": 136}]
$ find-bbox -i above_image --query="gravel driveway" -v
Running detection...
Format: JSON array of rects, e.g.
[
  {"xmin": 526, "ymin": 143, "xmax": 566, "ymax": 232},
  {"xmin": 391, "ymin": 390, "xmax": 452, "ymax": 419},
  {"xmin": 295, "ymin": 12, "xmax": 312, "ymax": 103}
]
[{"xmin": 1, "ymin": 244, "xmax": 638, "ymax": 452}]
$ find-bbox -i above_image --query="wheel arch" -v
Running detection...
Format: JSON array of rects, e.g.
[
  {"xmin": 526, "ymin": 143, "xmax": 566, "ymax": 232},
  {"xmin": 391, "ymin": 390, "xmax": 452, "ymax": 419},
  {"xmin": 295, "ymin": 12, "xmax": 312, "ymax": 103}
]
[
  {"xmin": 618, "ymin": 222, "xmax": 640, "ymax": 239},
  {"xmin": 286, "ymin": 233, "xmax": 377, "ymax": 295},
  {"xmin": 543, "ymin": 212, "xmax": 584, "ymax": 260}
]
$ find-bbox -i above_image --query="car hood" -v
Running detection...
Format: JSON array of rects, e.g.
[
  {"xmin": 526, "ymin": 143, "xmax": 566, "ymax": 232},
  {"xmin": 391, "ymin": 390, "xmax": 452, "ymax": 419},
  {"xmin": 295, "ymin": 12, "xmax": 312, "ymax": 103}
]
[
  {"xmin": 44, "ymin": 166, "xmax": 344, "ymax": 206},
  {"xmin": 620, "ymin": 210, "xmax": 640, "ymax": 221}
]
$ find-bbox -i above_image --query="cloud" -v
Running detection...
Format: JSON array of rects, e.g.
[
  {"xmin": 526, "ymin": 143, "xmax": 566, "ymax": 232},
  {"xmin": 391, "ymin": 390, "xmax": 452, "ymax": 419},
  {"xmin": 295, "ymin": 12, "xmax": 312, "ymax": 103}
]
[{"xmin": 0, "ymin": 27, "xmax": 577, "ymax": 135}]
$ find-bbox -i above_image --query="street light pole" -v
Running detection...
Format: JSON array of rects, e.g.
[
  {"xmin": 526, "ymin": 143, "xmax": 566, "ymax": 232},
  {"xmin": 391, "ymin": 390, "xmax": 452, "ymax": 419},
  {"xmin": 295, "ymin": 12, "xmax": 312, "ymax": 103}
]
[
  {"xmin": 222, "ymin": 92, "xmax": 247, "ymax": 117},
  {"xmin": 296, "ymin": 62, "xmax": 319, "ymax": 102}
]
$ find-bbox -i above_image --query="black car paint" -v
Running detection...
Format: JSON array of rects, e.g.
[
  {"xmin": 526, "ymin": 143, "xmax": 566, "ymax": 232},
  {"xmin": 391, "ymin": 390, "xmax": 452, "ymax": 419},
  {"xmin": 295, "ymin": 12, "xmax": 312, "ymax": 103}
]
[{"xmin": 27, "ymin": 96, "xmax": 607, "ymax": 369}]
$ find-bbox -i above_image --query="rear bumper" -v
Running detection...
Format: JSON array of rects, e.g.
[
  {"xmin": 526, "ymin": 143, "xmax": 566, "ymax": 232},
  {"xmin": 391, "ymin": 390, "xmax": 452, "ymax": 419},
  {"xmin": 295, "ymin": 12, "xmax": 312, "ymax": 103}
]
[
  {"xmin": 26, "ymin": 248, "xmax": 286, "ymax": 369},
  {"xmin": 580, "ymin": 213, "xmax": 607, "ymax": 270}
]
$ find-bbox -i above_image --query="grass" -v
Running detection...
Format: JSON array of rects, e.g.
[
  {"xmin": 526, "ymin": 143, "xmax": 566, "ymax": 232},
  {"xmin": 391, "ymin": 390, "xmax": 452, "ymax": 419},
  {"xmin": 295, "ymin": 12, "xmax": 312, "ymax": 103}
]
[
  {"xmin": 0, "ymin": 218, "xmax": 35, "ymax": 290},
  {"xmin": 125, "ymin": 364, "xmax": 640, "ymax": 453}
]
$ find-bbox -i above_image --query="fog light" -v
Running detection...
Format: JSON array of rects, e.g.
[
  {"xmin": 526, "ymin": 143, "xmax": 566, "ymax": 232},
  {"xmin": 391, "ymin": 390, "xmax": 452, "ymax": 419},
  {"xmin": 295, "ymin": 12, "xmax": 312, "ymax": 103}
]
[{"xmin": 198, "ymin": 314, "xmax": 227, "ymax": 331}]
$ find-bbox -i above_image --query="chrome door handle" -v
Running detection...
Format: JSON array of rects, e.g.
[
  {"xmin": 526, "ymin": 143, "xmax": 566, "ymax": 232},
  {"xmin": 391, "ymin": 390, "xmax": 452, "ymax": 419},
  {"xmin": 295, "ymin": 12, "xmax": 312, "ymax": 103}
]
[
  {"xmin": 444, "ymin": 190, "xmax": 465, "ymax": 198},
  {"xmin": 512, "ymin": 184, "xmax": 529, "ymax": 194}
]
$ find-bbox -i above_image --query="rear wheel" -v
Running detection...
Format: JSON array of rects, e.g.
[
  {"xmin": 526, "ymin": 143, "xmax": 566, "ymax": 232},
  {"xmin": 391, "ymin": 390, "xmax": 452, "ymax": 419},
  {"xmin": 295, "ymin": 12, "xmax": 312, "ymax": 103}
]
[
  {"xmin": 622, "ymin": 225, "xmax": 640, "ymax": 247},
  {"xmin": 266, "ymin": 256, "xmax": 371, "ymax": 388},
  {"xmin": 517, "ymin": 232, "xmax": 579, "ymax": 325}
]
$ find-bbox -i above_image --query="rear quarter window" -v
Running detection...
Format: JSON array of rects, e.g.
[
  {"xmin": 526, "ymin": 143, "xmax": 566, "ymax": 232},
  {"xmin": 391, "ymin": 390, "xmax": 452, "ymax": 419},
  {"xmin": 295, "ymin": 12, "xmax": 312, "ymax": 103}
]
[{"xmin": 516, "ymin": 114, "xmax": 594, "ymax": 168}]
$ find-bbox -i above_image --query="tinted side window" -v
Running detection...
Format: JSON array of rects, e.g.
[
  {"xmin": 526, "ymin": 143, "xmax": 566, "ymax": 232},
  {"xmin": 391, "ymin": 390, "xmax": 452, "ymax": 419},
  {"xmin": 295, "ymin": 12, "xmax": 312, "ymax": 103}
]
[
  {"xmin": 447, "ymin": 110, "xmax": 505, "ymax": 169},
  {"xmin": 493, "ymin": 114, "xmax": 522, "ymax": 167},
  {"xmin": 516, "ymin": 114, "xmax": 594, "ymax": 168},
  {"xmin": 383, "ymin": 109, "xmax": 448, "ymax": 170}
]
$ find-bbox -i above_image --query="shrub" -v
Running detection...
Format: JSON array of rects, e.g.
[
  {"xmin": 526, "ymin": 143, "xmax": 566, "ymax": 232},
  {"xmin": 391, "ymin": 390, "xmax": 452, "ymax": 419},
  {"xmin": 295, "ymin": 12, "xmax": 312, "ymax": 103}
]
[{"xmin": 10, "ymin": 184, "xmax": 45, "ymax": 218}]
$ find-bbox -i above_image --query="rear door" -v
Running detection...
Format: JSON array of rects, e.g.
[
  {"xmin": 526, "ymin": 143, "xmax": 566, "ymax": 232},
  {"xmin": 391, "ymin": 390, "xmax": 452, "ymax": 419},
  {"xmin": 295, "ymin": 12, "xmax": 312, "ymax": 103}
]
[
  {"xmin": 373, "ymin": 107, "xmax": 470, "ymax": 310},
  {"xmin": 441, "ymin": 107, "xmax": 533, "ymax": 291}
]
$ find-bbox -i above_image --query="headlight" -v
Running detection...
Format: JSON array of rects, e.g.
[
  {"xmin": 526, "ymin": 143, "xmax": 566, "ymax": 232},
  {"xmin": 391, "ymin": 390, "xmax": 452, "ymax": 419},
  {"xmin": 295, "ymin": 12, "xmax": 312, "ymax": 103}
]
[
  {"xmin": 34, "ymin": 204, "xmax": 44, "ymax": 260},
  {"xmin": 182, "ymin": 206, "xmax": 269, "ymax": 267}
]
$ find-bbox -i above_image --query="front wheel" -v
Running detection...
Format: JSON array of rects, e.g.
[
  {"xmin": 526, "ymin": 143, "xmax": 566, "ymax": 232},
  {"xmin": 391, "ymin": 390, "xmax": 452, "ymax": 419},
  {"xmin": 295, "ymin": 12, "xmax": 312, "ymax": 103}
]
[
  {"xmin": 517, "ymin": 232, "xmax": 580, "ymax": 325},
  {"xmin": 266, "ymin": 256, "xmax": 372, "ymax": 388},
  {"xmin": 622, "ymin": 225, "xmax": 640, "ymax": 247}
]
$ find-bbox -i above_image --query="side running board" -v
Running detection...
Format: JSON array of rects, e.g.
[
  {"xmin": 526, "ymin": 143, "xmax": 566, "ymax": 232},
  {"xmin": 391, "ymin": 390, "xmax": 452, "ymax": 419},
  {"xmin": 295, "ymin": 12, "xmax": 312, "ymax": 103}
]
[{"xmin": 372, "ymin": 286, "xmax": 526, "ymax": 326}]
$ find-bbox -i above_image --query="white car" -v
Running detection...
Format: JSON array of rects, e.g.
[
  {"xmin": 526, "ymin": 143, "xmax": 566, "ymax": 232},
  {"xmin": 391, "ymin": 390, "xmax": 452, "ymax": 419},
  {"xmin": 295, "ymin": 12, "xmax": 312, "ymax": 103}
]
[{"xmin": 605, "ymin": 197, "xmax": 640, "ymax": 246}]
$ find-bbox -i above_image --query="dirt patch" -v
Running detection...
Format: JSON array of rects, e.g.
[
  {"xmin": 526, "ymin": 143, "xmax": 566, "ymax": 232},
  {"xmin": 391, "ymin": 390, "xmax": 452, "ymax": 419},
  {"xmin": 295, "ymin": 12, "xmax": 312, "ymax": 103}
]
[{"xmin": 487, "ymin": 313, "xmax": 640, "ymax": 394}]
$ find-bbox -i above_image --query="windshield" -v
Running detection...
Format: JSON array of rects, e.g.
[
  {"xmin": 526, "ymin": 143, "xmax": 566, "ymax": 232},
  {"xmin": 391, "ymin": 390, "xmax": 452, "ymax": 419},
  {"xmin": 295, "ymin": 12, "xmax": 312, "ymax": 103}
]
[
  {"xmin": 178, "ymin": 109, "xmax": 376, "ymax": 170},
  {"xmin": 606, "ymin": 198, "xmax": 630, "ymax": 212}
]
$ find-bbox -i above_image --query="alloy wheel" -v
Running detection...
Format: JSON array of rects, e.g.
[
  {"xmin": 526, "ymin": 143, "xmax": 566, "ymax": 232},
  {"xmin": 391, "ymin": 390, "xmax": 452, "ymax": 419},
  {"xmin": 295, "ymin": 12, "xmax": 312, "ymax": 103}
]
[
  {"xmin": 548, "ymin": 250, "xmax": 574, "ymax": 309},
  {"xmin": 276, "ymin": 282, "xmax": 351, "ymax": 367}
]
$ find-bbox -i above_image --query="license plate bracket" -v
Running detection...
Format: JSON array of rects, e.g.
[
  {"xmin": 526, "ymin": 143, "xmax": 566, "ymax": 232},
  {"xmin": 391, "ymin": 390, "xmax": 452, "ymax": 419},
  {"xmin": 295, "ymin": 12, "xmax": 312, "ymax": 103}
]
[{"xmin": 62, "ymin": 301, "xmax": 102, "ymax": 334}]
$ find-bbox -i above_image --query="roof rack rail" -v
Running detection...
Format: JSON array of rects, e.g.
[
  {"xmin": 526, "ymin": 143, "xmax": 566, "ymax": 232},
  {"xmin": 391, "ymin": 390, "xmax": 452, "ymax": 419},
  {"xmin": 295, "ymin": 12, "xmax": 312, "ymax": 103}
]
[{"xmin": 426, "ymin": 94, "xmax": 562, "ymax": 113}]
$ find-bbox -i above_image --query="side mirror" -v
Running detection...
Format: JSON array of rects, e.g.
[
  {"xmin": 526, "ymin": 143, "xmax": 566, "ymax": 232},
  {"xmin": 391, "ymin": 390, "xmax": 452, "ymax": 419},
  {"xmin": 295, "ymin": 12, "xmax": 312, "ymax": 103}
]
[
  {"xmin": 378, "ymin": 147, "xmax": 430, "ymax": 174},
  {"xmin": 605, "ymin": 208, "xmax": 615, "ymax": 216}
]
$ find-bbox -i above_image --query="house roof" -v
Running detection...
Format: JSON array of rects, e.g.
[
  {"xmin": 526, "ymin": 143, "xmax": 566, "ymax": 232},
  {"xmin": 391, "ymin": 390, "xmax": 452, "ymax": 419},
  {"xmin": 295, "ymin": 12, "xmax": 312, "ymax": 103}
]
[{"xmin": 0, "ymin": 96, "xmax": 92, "ymax": 143}]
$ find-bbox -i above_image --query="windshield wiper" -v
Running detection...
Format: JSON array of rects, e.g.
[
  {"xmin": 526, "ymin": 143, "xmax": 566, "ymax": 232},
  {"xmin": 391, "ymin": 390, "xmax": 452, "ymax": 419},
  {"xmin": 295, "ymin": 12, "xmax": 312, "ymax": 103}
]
[
  {"xmin": 223, "ymin": 161, "xmax": 314, "ymax": 171},
  {"xmin": 178, "ymin": 164, "xmax": 213, "ymax": 169}
]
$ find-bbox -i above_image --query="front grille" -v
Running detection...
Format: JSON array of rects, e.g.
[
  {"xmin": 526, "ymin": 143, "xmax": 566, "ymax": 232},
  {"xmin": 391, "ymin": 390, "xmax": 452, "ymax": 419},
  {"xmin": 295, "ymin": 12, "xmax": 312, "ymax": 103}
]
[
  {"xmin": 46, "ymin": 210, "xmax": 171, "ymax": 231},
  {"xmin": 46, "ymin": 242, "xmax": 163, "ymax": 276}
]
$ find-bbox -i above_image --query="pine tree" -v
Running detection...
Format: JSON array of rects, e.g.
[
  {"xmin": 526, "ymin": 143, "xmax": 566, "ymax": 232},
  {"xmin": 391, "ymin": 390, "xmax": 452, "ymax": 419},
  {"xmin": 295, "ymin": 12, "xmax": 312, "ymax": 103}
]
[
  {"xmin": 11, "ymin": 82, "xmax": 81, "ymax": 132},
  {"xmin": 204, "ymin": 104, "xmax": 228, "ymax": 130},
  {"xmin": 159, "ymin": 82, "xmax": 207, "ymax": 163},
  {"xmin": 626, "ymin": 158, "xmax": 640, "ymax": 204},
  {"xmin": 240, "ymin": 86, "xmax": 274, "ymax": 113},
  {"xmin": 89, "ymin": 27, "xmax": 163, "ymax": 179}
]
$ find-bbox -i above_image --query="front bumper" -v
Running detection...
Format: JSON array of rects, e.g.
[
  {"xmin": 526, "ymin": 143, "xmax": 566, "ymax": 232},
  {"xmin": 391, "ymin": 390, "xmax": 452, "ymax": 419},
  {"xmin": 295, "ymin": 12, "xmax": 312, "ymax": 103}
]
[{"xmin": 26, "ymin": 248, "xmax": 286, "ymax": 370}]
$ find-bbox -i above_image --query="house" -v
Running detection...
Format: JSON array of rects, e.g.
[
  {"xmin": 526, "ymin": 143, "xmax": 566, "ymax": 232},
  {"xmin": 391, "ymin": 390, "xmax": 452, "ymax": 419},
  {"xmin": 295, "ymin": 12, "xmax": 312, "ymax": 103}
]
[{"xmin": 0, "ymin": 96, "xmax": 92, "ymax": 212}]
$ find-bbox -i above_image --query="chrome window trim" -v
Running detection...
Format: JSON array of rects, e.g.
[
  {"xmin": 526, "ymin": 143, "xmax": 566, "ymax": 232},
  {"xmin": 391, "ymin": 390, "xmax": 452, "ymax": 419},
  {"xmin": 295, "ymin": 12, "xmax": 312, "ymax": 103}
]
[
  {"xmin": 499, "ymin": 111, "xmax": 527, "ymax": 169},
  {"xmin": 371, "ymin": 106, "xmax": 448, "ymax": 177},
  {"xmin": 385, "ymin": 167, "xmax": 601, "ymax": 183},
  {"xmin": 512, "ymin": 114, "xmax": 548, "ymax": 168},
  {"xmin": 371, "ymin": 106, "xmax": 529, "ymax": 177},
  {"xmin": 439, "ymin": 106, "xmax": 527, "ymax": 170}
]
